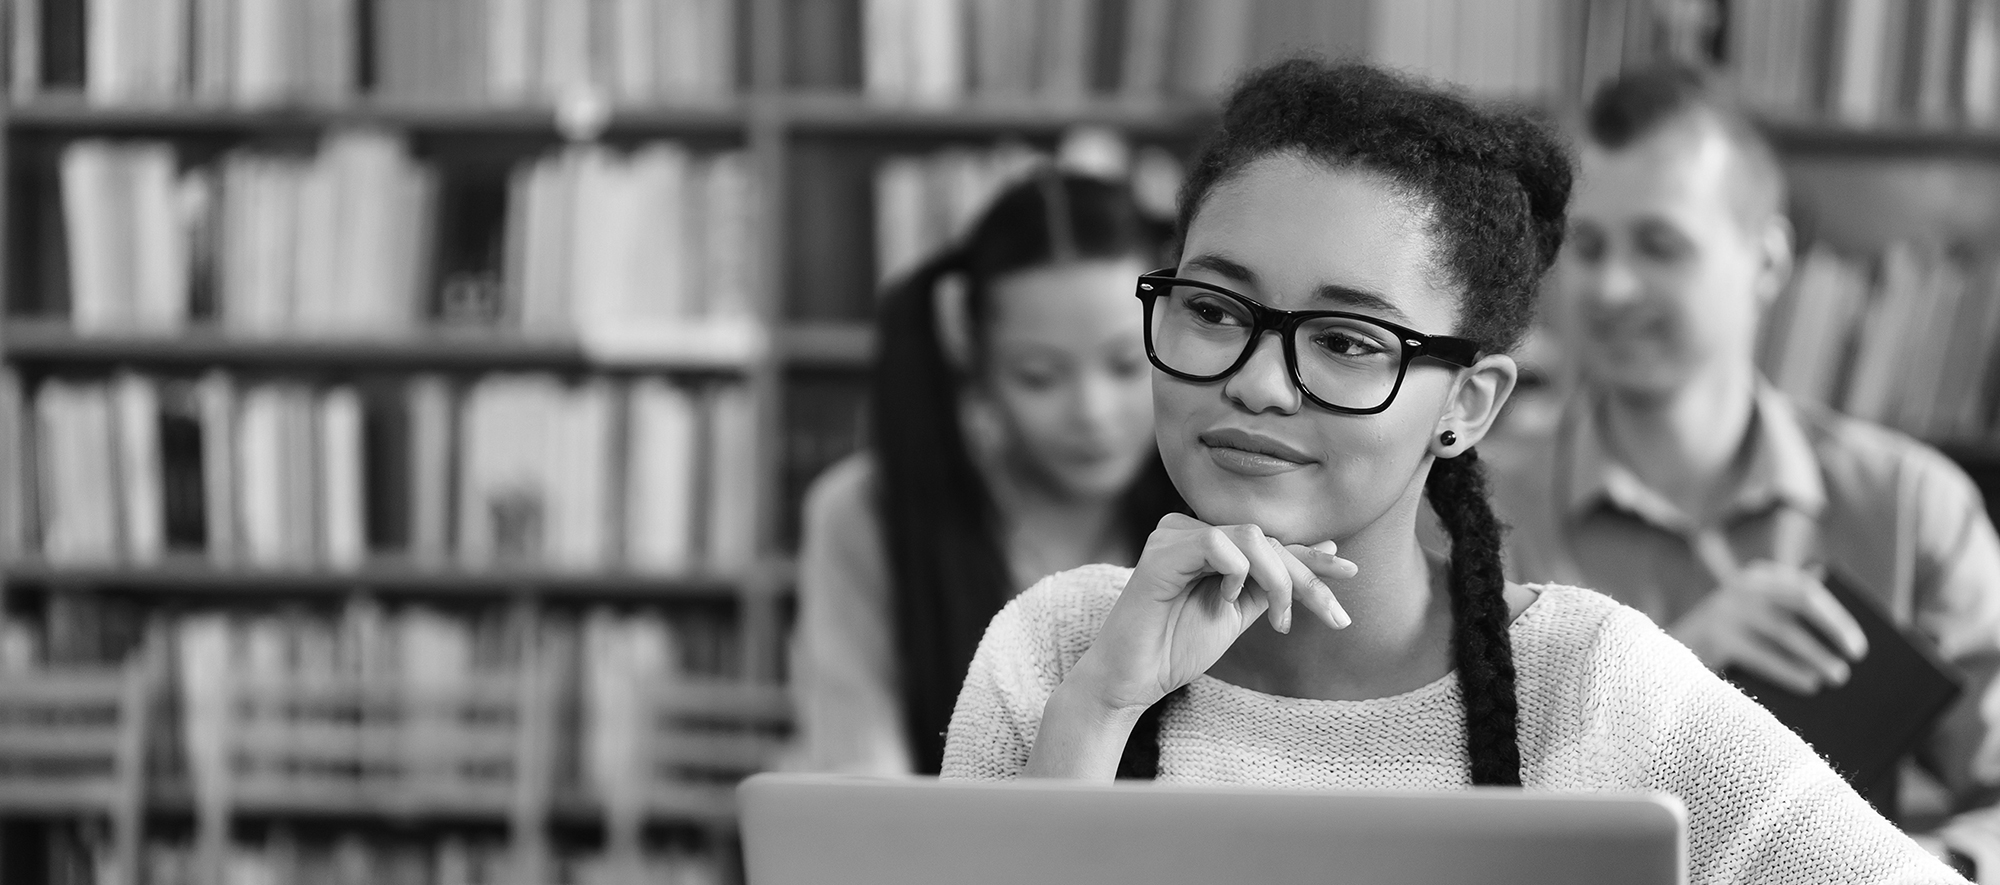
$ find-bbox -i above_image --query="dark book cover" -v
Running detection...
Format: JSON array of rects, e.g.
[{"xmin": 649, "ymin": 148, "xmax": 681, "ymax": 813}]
[
  {"xmin": 40, "ymin": 0, "xmax": 82, "ymax": 89},
  {"xmin": 158, "ymin": 380, "xmax": 208, "ymax": 552},
  {"xmin": 360, "ymin": 376, "xmax": 414, "ymax": 554},
  {"xmin": 785, "ymin": 145, "xmax": 878, "ymax": 321},
  {"xmin": 1725, "ymin": 570, "xmax": 1963, "ymax": 814},
  {"xmin": 1091, "ymin": 0, "xmax": 1129, "ymax": 95},
  {"xmin": 786, "ymin": 0, "xmax": 861, "ymax": 88}
]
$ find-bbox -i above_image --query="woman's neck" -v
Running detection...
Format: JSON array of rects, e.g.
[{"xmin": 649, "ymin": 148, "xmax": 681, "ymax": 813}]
[
  {"xmin": 1207, "ymin": 484, "xmax": 1455, "ymax": 701},
  {"xmin": 984, "ymin": 448, "xmax": 1130, "ymax": 587}
]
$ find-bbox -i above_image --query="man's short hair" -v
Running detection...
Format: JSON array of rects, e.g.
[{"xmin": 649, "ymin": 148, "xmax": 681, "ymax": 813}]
[{"xmin": 1584, "ymin": 62, "xmax": 1787, "ymax": 229}]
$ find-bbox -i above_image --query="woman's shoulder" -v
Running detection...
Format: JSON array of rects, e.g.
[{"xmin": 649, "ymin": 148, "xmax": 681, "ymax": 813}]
[
  {"xmin": 980, "ymin": 564, "xmax": 1133, "ymax": 678},
  {"xmin": 1509, "ymin": 583, "xmax": 1685, "ymax": 676},
  {"xmin": 803, "ymin": 452, "xmax": 876, "ymax": 522},
  {"xmin": 801, "ymin": 453, "xmax": 882, "ymax": 552}
]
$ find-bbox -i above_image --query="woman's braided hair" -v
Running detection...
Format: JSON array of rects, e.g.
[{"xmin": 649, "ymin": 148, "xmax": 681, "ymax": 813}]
[{"xmin": 1115, "ymin": 58, "xmax": 1573, "ymax": 785}]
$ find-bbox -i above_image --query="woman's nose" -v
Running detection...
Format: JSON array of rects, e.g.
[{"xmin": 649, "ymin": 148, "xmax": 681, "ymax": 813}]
[{"xmin": 1221, "ymin": 332, "xmax": 1301, "ymax": 414}]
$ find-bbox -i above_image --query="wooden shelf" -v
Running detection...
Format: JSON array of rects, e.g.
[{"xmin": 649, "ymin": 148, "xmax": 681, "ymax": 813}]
[
  {"xmin": 0, "ymin": 559, "xmax": 787, "ymax": 599},
  {"xmin": 0, "ymin": 321, "xmax": 759, "ymax": 373},
  {"xmin": 4, "ymin": 95, "xmax": 752, "ymax": 135},
  {"xmin": 1764, "ymin": 121, "xmax": 2000, "ymax": 157},
  {"xmin": 3, "ymin": 93, "xmax": 1225, "ymax": 140},
  {"xmin": 779, "ymin": 322, "xmax": 872, "ymax": 368},
  {"xmin": 778, "ymin": 92, "xmax": 1218, "ymax": 137}
]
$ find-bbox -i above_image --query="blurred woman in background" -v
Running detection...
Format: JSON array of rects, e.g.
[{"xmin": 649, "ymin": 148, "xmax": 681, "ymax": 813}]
[{"xmin": 787, "ymin": 169, "xmax": 1187, "ymax": 775}]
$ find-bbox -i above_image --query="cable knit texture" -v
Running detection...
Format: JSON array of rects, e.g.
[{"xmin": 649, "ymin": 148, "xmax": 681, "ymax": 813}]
[{"xmin": 942, "ymin": 564, "xmax": 1965, "ymax": 885}]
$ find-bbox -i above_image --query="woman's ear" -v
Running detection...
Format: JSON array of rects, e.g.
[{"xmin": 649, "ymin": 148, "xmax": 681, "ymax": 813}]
[{"xmin": 1432, "ymin": 353, "xmax": 1519, "ymax": 457}]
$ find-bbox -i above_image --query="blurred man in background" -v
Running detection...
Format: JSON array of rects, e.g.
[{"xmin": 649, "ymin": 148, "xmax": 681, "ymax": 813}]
[{"xmin": 1490, "ymin": 62, "xmax": 2000, "ymax": 878}]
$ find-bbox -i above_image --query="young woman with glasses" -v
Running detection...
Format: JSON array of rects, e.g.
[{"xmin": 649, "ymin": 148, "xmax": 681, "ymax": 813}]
[
  {"xmin": 788, "ymin": 170, "xmax": 1189, "ymax": 776},
  {"xmin": 940, "ymin": 59, "xmax": 1959, "ymax": 883}
]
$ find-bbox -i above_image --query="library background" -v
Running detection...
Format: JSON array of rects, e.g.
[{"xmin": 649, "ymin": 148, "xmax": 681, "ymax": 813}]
[{"xmin": 0, "ymin": 0, "xmax": 1998, "ymax": 882}]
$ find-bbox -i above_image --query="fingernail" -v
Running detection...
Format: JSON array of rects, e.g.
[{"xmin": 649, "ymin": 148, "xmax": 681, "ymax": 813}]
[
  {"xmin": 1329, "ymin": 600, "xmax": 1351, "ymax": 629},
  {"xmin": 1311, "ymin": 541, "xmax": 1338, "ymax": 555},
  {"xmin": 1277, "ymin": 608, "xmax": 1292, "ymax": 634}
]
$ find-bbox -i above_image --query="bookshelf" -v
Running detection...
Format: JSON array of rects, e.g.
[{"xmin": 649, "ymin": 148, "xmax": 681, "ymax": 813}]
[{"xmin": 2, "ymin": 0, "xmax": 1999, "ymax": 883}]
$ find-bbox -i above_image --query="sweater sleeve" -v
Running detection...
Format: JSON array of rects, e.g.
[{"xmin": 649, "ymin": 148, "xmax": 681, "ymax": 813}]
[
  {"xmin": 940, "ymin": 565, "xmax": 1128, "ymax": 780},
  {"xmin": 1565, "ymin": 600, "xmax": 1964, "ymax": 885},
  {"xmin": 782, "ymin": 455, "xmax": 914, "ymax": 775}
]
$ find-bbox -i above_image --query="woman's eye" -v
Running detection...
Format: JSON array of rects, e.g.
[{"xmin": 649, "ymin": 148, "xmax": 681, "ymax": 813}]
[
  {"xmin": 1184, "ymin": 294, "xmax": 1247, "ymax": 326},
  {"xmin": 1312, "ymin": 331, "xmax": 1387, "ymax": 358}
]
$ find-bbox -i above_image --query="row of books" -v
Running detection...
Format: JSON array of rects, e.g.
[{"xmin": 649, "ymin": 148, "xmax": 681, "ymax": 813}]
[
  {"xmin": 851, "ymin": 0, "xmax": 1706, "ymax": 106},
  {"xmin": 376, "ymin": 0, "xmax": 738, "ymax": 106},
  {"xmin": 13, "ymin": 370, "xmax": 761, "ymax": 574},
  {"xmin": 1759, "ymin": 243, "xmax": 2000, "ymax": 441},
  {"xmin": 873, "ymin": 143, "xmax": 1046, "ymax": 285},
  {"xmin": 61, "ymin": 133, "xmax": 433, "ymax": 337},
  {"xmin": 507, "ymin": 143, "xmax": 760, "ymax": 359},
  {"xmin": 7, "ymin": 0, "xmax": 740, "ymax": 106},
  {"xmin": 1373, "ymin": 0, "xmax": 1701, "ymax": 104},
  {"xmin": 1724, "ymin": 0, "xmax": 2000, "ymax": 127},
  {"xmin": 853, "ymin": 0, "xmax": 1371, "ymax": 103},
  {"xmin": 48, "ymin": 135, "xmax": 759, "ymax": 354},
  {"xmin": 42, "ymin": 830, "xmax": 724, "ymax": 885},
  {"xmin": 872, "ymin": 134, "xmax": 1182, "ymax": 287}
]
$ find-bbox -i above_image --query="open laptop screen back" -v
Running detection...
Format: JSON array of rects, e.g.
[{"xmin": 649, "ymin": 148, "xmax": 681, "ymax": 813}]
[{"xmin": 739, "ymin": 774, "xmax": 1687, "ymax": 885}]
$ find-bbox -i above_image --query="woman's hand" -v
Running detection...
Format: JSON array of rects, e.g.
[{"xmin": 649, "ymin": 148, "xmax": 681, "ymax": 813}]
[
  {"xmin": 1024, "ymin": 514, "xmax": 1356, "ymax": 779},
  {"xmin": 1070, "ymin": 513, "xmax": 1357, "ymax": 717}
]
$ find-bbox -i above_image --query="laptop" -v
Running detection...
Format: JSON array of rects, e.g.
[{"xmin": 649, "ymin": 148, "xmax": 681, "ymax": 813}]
[{"xmin": 738, "ymin": 773, "xmax": 1687, "ymax": 885}]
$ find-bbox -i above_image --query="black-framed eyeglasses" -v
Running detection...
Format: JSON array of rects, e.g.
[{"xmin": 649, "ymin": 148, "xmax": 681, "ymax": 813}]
[{"xmin": 1134, "ymin": 268, "xmax": 1480, "ymax": 415}]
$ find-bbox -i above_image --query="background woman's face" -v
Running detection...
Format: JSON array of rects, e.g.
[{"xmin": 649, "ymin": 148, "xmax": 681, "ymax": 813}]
[
  {"xmin": 982, "ymin": 256, "xmax": 1156, "ymax": 500},
  {"xmin": 1158, "ymin": 155, "xmax": 1463, "ymax": 543}
]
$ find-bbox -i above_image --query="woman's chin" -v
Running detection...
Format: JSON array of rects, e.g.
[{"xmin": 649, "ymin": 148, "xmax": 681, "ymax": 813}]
[{"xmin": 1185, "ymin": 492, "xmax": 1343, "ymax": 545}]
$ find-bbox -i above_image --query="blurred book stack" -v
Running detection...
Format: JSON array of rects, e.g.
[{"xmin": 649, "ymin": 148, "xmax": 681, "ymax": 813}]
[
  {"xmin": 10, "ymin": 597, "xmax": 768, "ymax": 885},
  {"xmin": 1725, "ymin": 0, "xmax": 2000, "ymax": 127},
  {"xmin": 17, "ymin": 371, "xmax": 761, "ymax": 575},
  {"xmin": 843, "ymin": 0, "xmax": 1713, "ymax": 105},
  {"xmin": 1761, "ymin": 243, "xmax": 2000, "ymax": 442},
  {"xmin": 7, "ymin": 0, "xmax": 739, "ymax": 104},
  {"xmin": 41, "ymin": 135, "xmax": 761, "ymax": 359},
  {"xmin": 833, "ymin": 0, "xmax": 1370, "ymax": 102}
]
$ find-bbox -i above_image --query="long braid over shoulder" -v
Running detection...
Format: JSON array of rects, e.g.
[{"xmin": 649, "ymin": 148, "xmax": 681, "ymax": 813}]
[
  {"xmin": 1112, "ymin": 57, "xmax": 1571, "ymax": 783},
  {"xmin": 1426, "ymin": 447, "xmax": 1520, "ymax": 785}
]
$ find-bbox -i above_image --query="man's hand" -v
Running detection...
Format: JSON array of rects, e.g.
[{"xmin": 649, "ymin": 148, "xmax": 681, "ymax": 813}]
[{"xmin": 1670, "ymin": 560, "xmax": 1869, "ymax": 695}]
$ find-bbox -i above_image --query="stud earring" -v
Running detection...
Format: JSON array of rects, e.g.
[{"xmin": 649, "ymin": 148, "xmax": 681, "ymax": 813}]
[{"xmin": 1438, "ymin": 430, "xmax": 1457, "ymax": 447}]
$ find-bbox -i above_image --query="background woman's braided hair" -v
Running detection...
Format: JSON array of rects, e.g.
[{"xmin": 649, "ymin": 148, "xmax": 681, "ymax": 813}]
[
  {"xmin": 872, "ymin": 170, "xmax": 1189, "ymax": 774},
  {"xmin": 1115, "ymin": 58, "xmax": 1573, "ymax": 784}
]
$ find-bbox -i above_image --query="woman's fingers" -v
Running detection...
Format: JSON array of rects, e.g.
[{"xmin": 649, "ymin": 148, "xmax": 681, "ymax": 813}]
[
  {"xmin": 1190, "ymin": 527, "xmax": 1253, "ymax": 603},
  {"xmin": 1230, "ymin": 529, "xmax": 1295, "ymax": 633},
  {"xmin": 1149, "ymin": 517, "xmax": 1361, "ymax": 635},
  {"xmin": 1283, "ymin": 545, "xmax": 1353, "ymax": 630}
]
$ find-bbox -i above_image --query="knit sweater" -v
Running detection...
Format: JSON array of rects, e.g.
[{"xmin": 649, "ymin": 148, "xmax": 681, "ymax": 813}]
[{"xmin": 942, "ymin": 564, "xmax": 1963, "ymax": 885}]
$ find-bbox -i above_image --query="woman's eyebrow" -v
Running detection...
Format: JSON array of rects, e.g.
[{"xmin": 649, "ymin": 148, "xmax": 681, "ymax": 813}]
[
  {"xmin": 1314, "ymin": 283, "xmax": 1409, "ymax": 321},
  {"xmin": 1187, "ymin": 252, "xmax": 1412, "ymax": 322},
  {"xmin": 1182, "ymin": 253, "xmax": 1256, "ymax": 283}
]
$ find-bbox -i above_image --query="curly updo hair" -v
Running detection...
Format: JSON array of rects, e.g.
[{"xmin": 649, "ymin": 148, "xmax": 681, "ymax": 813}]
[{"xmin": 1116, "ymin": 58, "xmax": 1574, "ymax": 786}]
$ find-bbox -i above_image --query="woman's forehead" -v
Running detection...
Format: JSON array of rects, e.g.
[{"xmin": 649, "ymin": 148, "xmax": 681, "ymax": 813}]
[{"xmin": 1183, "ymin": 155, "xmax": 1458, "ymax": 331}]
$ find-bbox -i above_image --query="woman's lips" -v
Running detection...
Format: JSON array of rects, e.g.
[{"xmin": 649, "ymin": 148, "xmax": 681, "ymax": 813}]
[{"xmin": 1198, "ymin": 427, "xmax": 1315, "ymax": 477}]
